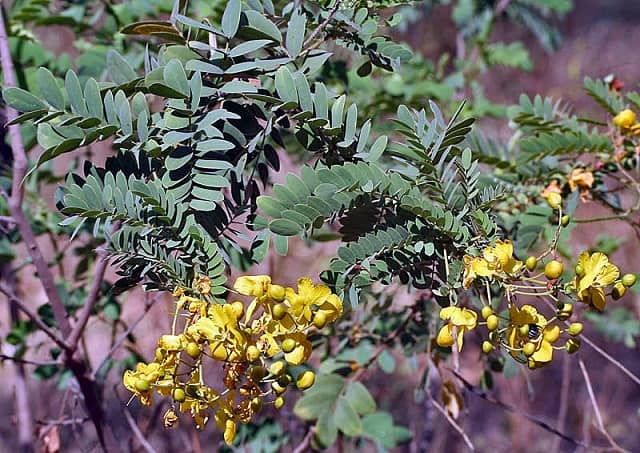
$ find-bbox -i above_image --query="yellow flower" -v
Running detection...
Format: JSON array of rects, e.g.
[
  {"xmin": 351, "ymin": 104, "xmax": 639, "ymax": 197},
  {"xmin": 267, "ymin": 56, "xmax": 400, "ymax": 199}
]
[
  {"xmin": 234, "ymin": 275, "xmax": 271, "ymax": 297},
  {"xmin": 158, "ymin": 334, "xmax": 187, "ymax": 352},
  {"xmin": 507, "ymin": 304, "xmax": 558, "ymax": 369},
  {"xmin": 614, "ymin": 109, "xmax": 637, "ymax": 129},
  {"xmin": 462, "ymin": 240, "xmax": 522, "ymax": 288},
  {"xmin": 188, "ymin": 304, "xmax": 247, "ymax": 361},
  {"xmin": 123, "ymin": 362, "xmax": 161, "ymax": 405},
  {"xmin": 567, "ymin": 168, "xmax": 594, "ymax": 192},
  {"xmin": 285, "ymin": 278, "xmax": 343, "ymax": 325},
  {"xmin": 572, "ymin": 252, "xmax": 619, "ymax": 311},
  {"xmin": 436, "ymin": 306, "xmax": 477, "ymax": 350},
  {"xmin": 279, "ymin": 332, "xmax": 312, "ymax": 365}
]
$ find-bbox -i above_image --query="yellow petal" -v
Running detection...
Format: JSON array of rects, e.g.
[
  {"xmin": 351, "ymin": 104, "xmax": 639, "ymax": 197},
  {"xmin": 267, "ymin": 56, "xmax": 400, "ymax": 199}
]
[
  {"xmin": 282, "ymin": 333, "xmax": 312, "ymax": 365},
  {"xmin": 531, "ymin": 340, "xmax": 553, "ymax": 364},
  {"xmin": 234, "ymin": 275, "xmax": 271, "ymax": 296},
  {"xmin": 436, "ymin": 325, "xmax": 454, "ymax": 347}
]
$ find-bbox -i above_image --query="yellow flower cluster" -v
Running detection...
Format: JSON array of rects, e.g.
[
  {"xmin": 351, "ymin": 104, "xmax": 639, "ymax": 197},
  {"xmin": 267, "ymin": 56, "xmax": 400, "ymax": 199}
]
[
  {"xmin": 438, "ymin": 241, "xmax": 636, "ymax": 369},
  {"xmin": 123, "ymin": 275, "xmax": 342, "ymax": 445}
]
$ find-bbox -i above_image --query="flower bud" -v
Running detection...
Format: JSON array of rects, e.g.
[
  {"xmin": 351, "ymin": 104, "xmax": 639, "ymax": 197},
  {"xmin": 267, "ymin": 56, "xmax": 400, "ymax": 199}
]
[
  {"xmin": 313, "ymin": 312, "xmax": 328, "ymax": 329},
  {"xmin": 482, "ymin": 341, "xmax": 493, "ymax": 353},
  {"xmin": 250, "ymin": 397, "xmax": 263, "ymax": 413},
  {"xmin": 250, "ymin": 365, "xmax": 267, "ymax": 382},
  {"xmin": 274, "ymin": 396, "xmax": 285, "ymax": 409},
  {"xmin": 622, "ymin": 273, "xmax": 637, "ymax": 288},
  {"xmin": 271, "ymin": 381, "xmax": 287, "ymax": 395},
  {"xmin": 231, "ymin": 301, "xmax": 244, "ymax": 319},
  {"xmin": 519, "ymin": 324, "xmax": 530, "ymax": 336},
  {"xmin": 565, "ymin": 337, "xmax": 581, "ymax": 354},
  {"xmin": 613, "ymin": 282, "xmax": 626, "ymax": 300},
  {"xmin": 224, "ymin": 420, "xmax": 236, "ymax": 445},
  {"xmin": 246, "ymin": 345, "xmax": 261, "ymax": 362},
  {"xmin": 272, "ymin": 303, "xmax": 287, "ymax": 320},
  {"xmin": 486, "ymin": 314, "xmax": 499, "ymax": 331},
  {"xmin": 575, "ymin": 264, "xmax": 585, "ymax": 277},
  {"xmin": 135, "ymin": 378, "xmax": 150, "ymax": 392},
  {"xmin": 568, "ymin": 322, "xmax": 583, "ymax": 336},
  {"xmin": 523, "ymin": 343, "xmax": 536, "ymax": 357},
  {"xmin": 556, "ymin": 303, "xmax": 573, "ymax": 320},
  {"xmin": 481, "ymin": 306, "xmax": 493, "ymax": 319},
  {"xmin": 277, "ymin": 374, "xmax": 292, "ymax": 387},
  {"xmin": 545, "ymin": 260, "xmax": 564, "ymax": 280},
  {"xmin": 281, "ymin": 338, "xmax": 297, "ymax": 353},
  {"xmin": 525, "ymin": 256, "xmax": 538, "ymax": 271},
  {"xmin": 297, "ymin": 370, "xmax": 316, "ymax": 390},
  {"xmin": 268, "ymin": 284, "xmax": 286, "ymax": 301},
  {"xmin": 269, "ymin": 360, "xmax": 286, "ymax": 377},
  {"xmin": 186, "ymin": 342, "xmax": 201, "ymax": 359},
  {"xmin": 173, "ymin": 388, "xmax": 186, "ymax": 402},
  {"xmin": 546, "ymin": 192, "xmax": 562, "ymax": 209},
  {"xmin": 561, "ymin": 215, "xmax": 570, "ymax": 227}
]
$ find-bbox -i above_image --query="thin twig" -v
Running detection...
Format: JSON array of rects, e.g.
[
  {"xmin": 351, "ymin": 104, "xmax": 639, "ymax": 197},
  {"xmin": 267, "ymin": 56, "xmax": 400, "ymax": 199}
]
[
  {"xmin": 580, "ymin": 334, "xmax": 640, "ymax": 387},
  {"xmin": 292, "ymin": 426, "xmax": 315, "ymax": 453},
  {"xmin": 551, "ymin": 353, "xmax": 571, "ymax": 453},
  {"xmin": 0, "ymin": 282, "xmax": 70, "ymax": 350},
  {"xmin": 578, "ymin": 359, "xmax": 629, "ymax": 453},
  {"xmin": 124, "ymin": 408, "xmax": 158, "ymax": 453},
  {"xmin": 428, "ymin": 394, "xmax": 475, "ymax": 451},
  {"xmin": 93, "ymin": 294, "xmax": 158, "ymax": 379},
  {"xmin": 0, "ymin": 354, "xmax": 60, "ymax": 367},
  {"xmin": 450, "ymin": 369, "xmax": 587, "ymax": 447},
  {"xmin": 303, "ymin": 0, "xmax": 340, "ymax": 48},
  {"xmin": 67, "ymin": 247, "xmax": 110, "ymax": 350}
]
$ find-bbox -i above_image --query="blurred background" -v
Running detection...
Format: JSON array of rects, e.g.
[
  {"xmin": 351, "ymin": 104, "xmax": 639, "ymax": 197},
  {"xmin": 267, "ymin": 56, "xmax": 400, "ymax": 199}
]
[{"xmin": 2, "ymin": 1, "xmax": 640, "ymax": 452}]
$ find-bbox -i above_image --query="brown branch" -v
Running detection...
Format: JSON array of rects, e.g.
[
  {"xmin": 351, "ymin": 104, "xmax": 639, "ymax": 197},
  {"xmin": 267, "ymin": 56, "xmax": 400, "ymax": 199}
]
[
  {"xmin": 0, "ymin": 354, "xmax": 60, "ymax": 367},
  {"xmin": 292, "ymin": 426, "xmax": 315, "ymax": 453},
  {"xmin": 0, "ymin": 281, "xmax": 70, "ymax": 350},
  {"xmin": 303, "ymin": 0, "xmax": 340, "ymax": 49},
  {"xmin": 67, "ymin": 246, "xmax": 110, "ymax": 350},
  {"xmin": 0, "ymin": 10, "xmax": 71, "ymax": 338},
  {"xmin": 124, "ymin": 408, "xmax": 158, "ymax": 453},
  {"xmin": 428, "ymin": 394, "xmax": 475, "ymax": 451},
  {"xmin": 3, "ymin": 264, "xmax": 35, "ymax": 452}
]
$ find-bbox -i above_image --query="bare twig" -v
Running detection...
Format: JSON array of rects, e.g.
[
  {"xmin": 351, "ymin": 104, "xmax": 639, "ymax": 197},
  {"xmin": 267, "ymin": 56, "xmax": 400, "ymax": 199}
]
[
  {"xmin": 428, "ymin": 394, "xmax": 475, "ymax": 451},
  {"xmin": 450, "ymin": 369, "xmax": 587, "ymax": 447},
  {"xmin": 292, "ymin": 426, "xmax": 315, "ymax": 453},
  {"xmin": 67, "ymin": 247, "xmax": 110, "ymax": 350},
  {"xmin": 124, "ymin": 408, "xmax": 159, "ymax": 453},
  {"xmin": 551, "ymin": 354, "xmax": 571, "ymax": 453},
  {"xmin": 303, "ymin": 0, "xmax": 340, "ymax": 48},
  {"xmin": 93, "ymin": 293, "xmax": 158, "ymax": 379},
  {"xmin": 0, "ymin": 281, "xmax": 70, "ymax": 350},
  {"xmin": 0, "ymin": 354, "xmax": 60, "ymax": 367},
  {"xmin": 580, "ymin": 334, "xmax": 640, "ymax": 387},
  {"xmin": 578, "ymin": 359, "xmax": 629, "ymax": 453}
]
